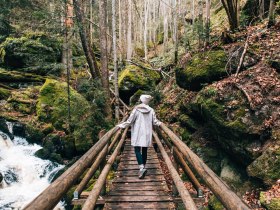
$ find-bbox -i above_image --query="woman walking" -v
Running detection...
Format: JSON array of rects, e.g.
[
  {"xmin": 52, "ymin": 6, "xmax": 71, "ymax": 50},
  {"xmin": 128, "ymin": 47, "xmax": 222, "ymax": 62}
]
[{"xmin": 117, "ymin": 95, "xmax": 161, "ymax": 179}]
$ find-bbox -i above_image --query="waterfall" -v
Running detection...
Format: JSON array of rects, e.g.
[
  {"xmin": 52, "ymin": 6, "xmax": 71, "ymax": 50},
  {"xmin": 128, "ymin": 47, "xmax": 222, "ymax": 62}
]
[{"xmin": 0, "ymin": 122, "xmax": 65, "ymax": 209}]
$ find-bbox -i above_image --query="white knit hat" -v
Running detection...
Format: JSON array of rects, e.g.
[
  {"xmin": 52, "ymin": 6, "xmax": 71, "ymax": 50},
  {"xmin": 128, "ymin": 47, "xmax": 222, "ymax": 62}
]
[{"xmin": 140, "ymin": 95, "xmax": 153, "ymax": 104}]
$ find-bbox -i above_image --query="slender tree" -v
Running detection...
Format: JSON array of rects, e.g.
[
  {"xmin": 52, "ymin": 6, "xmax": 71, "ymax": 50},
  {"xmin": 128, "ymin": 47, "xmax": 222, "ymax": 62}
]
[
  {"xmin": 268, "ymin": 0, "xmax": 276, "ymax": 28},
  {"xmin": 205, "ymin": 0, "xmax": 211, "ymax": 47},
  {"xmin": 174, "ymin": 0, "xmax": 179, "ymax": 64},
  {"xmin": 144, "ymin": 0, "xmax": 149, "ymax": 60},
  {"xmin": 112, "ymin": 0, "xmax": 120, "ymax": 120},
  {"xmin": 127, "ymin": 0, "xmax": 132, "ymax": 60},
  {"xmin": 62, "ymin": 0, "xmax": 73, "ymax": 71},
  {"xmin": 221, "ymin": 0, "xmax": 240, "ymax": 31},
  {"xmin": 73, "ymin": 0, "xmax": 100, "ymax": 78},
  {"xmin": 99, "ymin": 0, "xmax": 112, "ymax": 119}
]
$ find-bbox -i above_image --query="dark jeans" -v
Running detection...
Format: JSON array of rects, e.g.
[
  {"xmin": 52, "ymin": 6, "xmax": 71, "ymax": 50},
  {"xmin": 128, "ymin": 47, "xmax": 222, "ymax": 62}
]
[{"xmin": 134, "ymin": 146, "xmax": 148, "ymax": 165}]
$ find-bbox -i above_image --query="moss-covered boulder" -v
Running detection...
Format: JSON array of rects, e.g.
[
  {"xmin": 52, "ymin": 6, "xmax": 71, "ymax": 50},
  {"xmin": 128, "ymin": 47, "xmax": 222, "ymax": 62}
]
[
  {"xmin": 118, "ymin": 64, "xmax": 161, "ymax": 102},
  {"xmin": 175, "ymin": 50, "xmax": 227, "ymax": 91},
  {"xmin": 247, "ymin": 142, "xmax": 280, "ymax": 185},
  {"xmin": 190, "ymin": 87, "xmax": 260, "ymax": 164},
  {"xmin": 37, "ymin": 79, "xmax": 93, "ymax": 153},
  {"xmin": 0, "ymin": 32, "xmax": 62, "ymax": 75},
  {"xmin": 0, "ymin": 68, "xmax": 45, "ymax": 83}
]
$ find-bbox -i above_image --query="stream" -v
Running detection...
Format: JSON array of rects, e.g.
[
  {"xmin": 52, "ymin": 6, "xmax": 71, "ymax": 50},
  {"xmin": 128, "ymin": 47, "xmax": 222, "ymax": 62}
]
[{"xmin": 0, "ymin": 122, "xmax": 64, "ymax": 209}]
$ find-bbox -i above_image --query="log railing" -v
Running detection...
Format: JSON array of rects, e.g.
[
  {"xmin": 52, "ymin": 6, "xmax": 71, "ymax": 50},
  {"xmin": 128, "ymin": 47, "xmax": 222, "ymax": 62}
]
[
  {"xmin": 159, "ymin": 123, "xmax": 251, "ymax": 210},
  {"xmin": 153, "ymin": 131, "xmax": 198, "ymax": 210}
]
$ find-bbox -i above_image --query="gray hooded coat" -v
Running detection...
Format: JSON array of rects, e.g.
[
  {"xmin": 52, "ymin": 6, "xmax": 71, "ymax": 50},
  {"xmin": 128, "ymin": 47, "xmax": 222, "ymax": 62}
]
[{"xmin": 117, "ymin": 104, "xmax": 161, "ymax": 147}]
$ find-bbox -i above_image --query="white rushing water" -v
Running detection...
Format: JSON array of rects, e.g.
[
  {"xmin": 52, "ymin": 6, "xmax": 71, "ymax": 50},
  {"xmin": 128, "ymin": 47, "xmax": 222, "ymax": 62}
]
[{"xmin": 0, "ymin": 125, "xmax": 64, "ymax": 209}]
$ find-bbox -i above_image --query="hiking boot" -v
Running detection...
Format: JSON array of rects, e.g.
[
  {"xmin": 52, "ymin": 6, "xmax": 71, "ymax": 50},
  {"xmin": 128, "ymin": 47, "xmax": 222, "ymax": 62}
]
[{"xmin": 139, "ymin": 168, "xmax": 147, "ymax": 179}]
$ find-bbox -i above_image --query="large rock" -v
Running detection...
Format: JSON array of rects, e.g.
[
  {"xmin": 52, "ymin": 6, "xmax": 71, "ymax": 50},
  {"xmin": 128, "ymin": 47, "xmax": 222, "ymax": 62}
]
[
  {"xmin": 185, "ymin": 64, "xmax": 279, "ymax": 183},
  {"xmin": 37, "ymin": 79, "xmax": 94, "ymax": 153},
  {"xmin": 118, "ymin": 64, "xmax": 161, "ymax": 102},
  {"xmin": 247, "ymin": 142, "xmax": 280, "ymax": 185},
  {"xmin": 176, "ymin": 50, "xmax": 227, "ymax": 91},
  {"xmin": 0, "ymin": 32, "xmax": 63, "ymax": 76}
]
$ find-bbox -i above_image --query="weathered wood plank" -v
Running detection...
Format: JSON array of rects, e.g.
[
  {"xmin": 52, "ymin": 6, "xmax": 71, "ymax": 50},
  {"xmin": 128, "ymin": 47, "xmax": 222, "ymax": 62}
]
[
  {"xmin": 113, "ymin": 175, "xmax": 166, "ymax": 183},
  {"xmin": 104, "ymin": 202, "xmax": 175, "ymax": 209},
  {"xmin": 118, "ymin": 163, "xmax": 161, "ymax": 170},
  {"xmin": 109, "ymin": 185, "xmax": 169, "ymax": 191},
  {"xmin": 119, "ymin": 159, "xmax": 159, "ymax": 165},
  {"xmin": 106, "ymin": 195, "xmax": 173, "ymax": 202},
  {"xmin": 116, "ymin": 169, "xmax": 163, "ymax": 176},
  {"xmin": 108, "ymin": 191, "xmax": 169, "ymax": 196}
]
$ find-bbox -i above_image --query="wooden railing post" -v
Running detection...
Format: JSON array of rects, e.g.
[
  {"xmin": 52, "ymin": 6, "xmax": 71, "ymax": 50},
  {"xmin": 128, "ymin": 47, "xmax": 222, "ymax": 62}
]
[
  {"xmin": 160, "ymin": 123, "xmax": 251, "ymax": 210},
  {"xmin": 82, "ymin": 128, "xmax": 129, "ymax": 210}
]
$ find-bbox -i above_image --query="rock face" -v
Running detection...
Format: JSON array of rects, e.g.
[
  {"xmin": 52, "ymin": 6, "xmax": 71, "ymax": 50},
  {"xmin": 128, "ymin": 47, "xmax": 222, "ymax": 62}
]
[
  {"xmin": 37, "ymin": 79, "xmax": 94, "ymax": 153},
  {"xmin": 186, "ymin": 63, "xmax": 280, "ymax": 184},
  {"xmin": 118, "ymin": 64, "xmax": 161, "ymax": 103}
]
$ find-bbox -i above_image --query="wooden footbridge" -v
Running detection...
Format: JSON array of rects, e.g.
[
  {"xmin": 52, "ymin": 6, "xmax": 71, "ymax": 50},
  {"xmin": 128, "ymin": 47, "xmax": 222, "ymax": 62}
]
[{"xmin": 23, "ymin": 101, "xmax": 251, "ymax": 210}]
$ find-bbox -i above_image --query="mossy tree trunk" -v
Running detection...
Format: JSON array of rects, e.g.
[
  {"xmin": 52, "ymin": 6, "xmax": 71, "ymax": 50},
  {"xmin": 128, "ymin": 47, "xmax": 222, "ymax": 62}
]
[{"xmin": 99, "ymin": 0, "xmax": 112, "ymax": 120}]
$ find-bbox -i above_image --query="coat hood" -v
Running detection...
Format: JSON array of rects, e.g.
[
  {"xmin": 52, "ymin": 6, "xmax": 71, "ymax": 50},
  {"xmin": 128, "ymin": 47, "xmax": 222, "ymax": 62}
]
[{"xmin": 135, "ymin": 104, "xmax": 152, "ymax": 113}]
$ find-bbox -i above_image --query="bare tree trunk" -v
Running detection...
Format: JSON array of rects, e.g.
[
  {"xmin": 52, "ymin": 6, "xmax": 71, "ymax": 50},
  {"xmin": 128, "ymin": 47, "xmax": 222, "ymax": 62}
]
[
  {"xmin": 118, "ymin": 0, "xmax": 123, "ymax": 60},
  {"xmin": 112, "ymin": 0, "xmax": 120, "ymax": 121},
  {"xmin": 259, "ymin": 0, "xmax": 264, "ymax": 19},
  {"xmin": 221, "ymin": 0, "xmax": 239, "ymax": 31},
  {"xmin": 73, "ymin": 0, "xmax": 100, "ymax": 78},
  {"xmin": 127, "ymin": 0, "xmax": 132, "ymax": 60},
  {"xmin": 99, "ymin": 0, "xmax": 112, "ymax": 119},
  {"xmin": 90, "ymin": 0, "xmax": 93, "ymax": 45},
  {"xmin": 144, "ymin": 0, "xmax": 148, "ymax": 60},
  {"xmin": 63, "ymin": 0, "xmax": 73, "ymax": 72},
  {"xmin": 174, "ymin": 0, "xmax": 179, "ymax": 64},
  {"xmin": 163, "ymin": 3, "xmax": 168, "ymax": 53},
  {"xmin": 268, "ymin": 0, "xmax": 276, "ymax": 28},
  {"xmin": 205, "ymin": 0, "xmax": 211, "ymax": 48},
  {"xmin": 198, "ymin": 0, "xmax": 203, "ymax": 49}
]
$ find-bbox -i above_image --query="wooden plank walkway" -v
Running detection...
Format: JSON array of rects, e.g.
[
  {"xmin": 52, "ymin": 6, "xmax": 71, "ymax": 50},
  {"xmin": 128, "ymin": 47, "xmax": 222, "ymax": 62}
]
[
  {"xmin": 104, "ymin": 139, "xmax": 175, "ymax": 209},
  {"xmin": 72, "ymin": 139, "xmax": 176, "ymax": 209}
]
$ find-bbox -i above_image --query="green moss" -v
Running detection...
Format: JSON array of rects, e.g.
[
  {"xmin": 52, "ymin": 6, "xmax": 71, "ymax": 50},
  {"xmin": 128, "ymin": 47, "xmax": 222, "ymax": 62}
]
[
  {"xmin": 118, "ymin": 64, "xmax": 161, "ymax": 100},
  {"xmin": 0, "ymin": 68, "xmax": 45, "ymax": 82},
  {"xmin": 0, "ymin": 34, "xmax": 62, "ymax": 75},
  {"xmin": 178, "ymin": 114, "xmax": 199, "ymax": 131},
  {"xmin": 176, "ymin": 50, "xmax": 227, "ymax": 91},
  {"xmin": 0, "ymin": 87, "xmax": 10, "ymax": 99},
  {"xmin": 247, "ymin": 144, "xmax": 280, "ymax": 185},
  {"xmin": 134, "ymin": 47, "xmax": 145, "ymax": 58},
  {"xmin": 260, "ymin": 192, "xmax": 280, "ymax": 210},
  {"xmin": 37, "ymin": 79, "xmax": 94, "ymax": 153},
  {"xmin": 208, "ymin": 196, "xmax": 224, "ymax": 210},
  {"xmin": 157, "ymin": 32, "xmax": 164, "ymax": 44}
]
